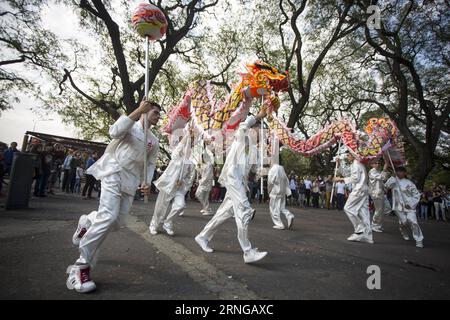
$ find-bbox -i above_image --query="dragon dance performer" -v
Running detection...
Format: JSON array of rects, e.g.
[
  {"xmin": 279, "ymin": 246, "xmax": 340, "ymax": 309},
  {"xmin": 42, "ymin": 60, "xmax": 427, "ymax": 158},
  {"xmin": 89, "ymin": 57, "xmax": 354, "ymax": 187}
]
[
  {"xmin": 335, "ymin": 151, "xmax": 373, "ymax": 244},
  {"xmin": 195, "ymin": 149, "xmax": 214, "ymax": 216},
  {"xmin": 194, "ymin": 91, "xmax": 268, "ymax": 264},
  {"xmin": 67, "ymin": 100, "xmax": 161, "ymax": 293},
  {"xmin": 149, "ymin": 130, "xmax": 196, "ymax": 236},
  {"xmin": 384, "ymin": 166, "xmax": 424, "ymax": 248},
  {"xmin": 368, "ymin": 158, "xmax": 392, "ymax": 233},
  {"xmin": 267, "ymin": 162, "xmax": 294, "ymax": 230}
]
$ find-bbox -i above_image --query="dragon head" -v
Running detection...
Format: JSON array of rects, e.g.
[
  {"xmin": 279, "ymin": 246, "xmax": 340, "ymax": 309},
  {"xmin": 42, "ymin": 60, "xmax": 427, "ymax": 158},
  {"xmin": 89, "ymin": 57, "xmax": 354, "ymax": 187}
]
[
  {"xmin": 240, "ymin": 61, "xmax": 289, "ymax": 114},
  {"xmin": 241, "ymin": 61, "xmax": 289, "ymax": 97}
]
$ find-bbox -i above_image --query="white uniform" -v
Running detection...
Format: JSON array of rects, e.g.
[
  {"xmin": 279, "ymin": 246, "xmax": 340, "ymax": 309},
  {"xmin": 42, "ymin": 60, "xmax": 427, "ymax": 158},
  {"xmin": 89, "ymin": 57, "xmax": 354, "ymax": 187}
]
[
  {"xmin": 150, "ymin": 135, "xmax": 195, "ymax": 233},
  {"xmin": 77, "ymin": 115, "xmax": 159, "ymax": 265},
  {"xmin": 343, "ymin": 159, "xmax": 373, "ymax": 242},
  {"xmin": 198, "ymin": 115, "xmax": 259, "ymax": 253},
  {"xmin": 385, "ymin": 176, "xmax": 424, "ymax": 243},
  {"xmin": 195, "ymin": 160, "xmax": 214, "ymax": 215},
  {"xmin": 368, "ymin": 167, "xmax": 391, "ymax": 231},
  {"xmin": 268, "ymin": 164, "xmax": 294, "ymax": 229}
]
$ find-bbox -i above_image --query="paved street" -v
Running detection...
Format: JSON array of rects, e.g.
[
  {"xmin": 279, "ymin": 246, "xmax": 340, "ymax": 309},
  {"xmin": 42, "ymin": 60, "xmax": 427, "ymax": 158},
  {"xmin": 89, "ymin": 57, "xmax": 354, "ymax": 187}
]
[{"xmin": 1, "ymin": 192, "xmax": 449, "ymax": 300}]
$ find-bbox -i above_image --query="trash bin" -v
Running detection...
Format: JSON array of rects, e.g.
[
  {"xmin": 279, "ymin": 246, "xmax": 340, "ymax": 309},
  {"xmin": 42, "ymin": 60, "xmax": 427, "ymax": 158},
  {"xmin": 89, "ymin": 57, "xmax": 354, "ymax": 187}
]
[{"xmin": 5, "ymin": 152, "xmax": 37, "ymax": 210}]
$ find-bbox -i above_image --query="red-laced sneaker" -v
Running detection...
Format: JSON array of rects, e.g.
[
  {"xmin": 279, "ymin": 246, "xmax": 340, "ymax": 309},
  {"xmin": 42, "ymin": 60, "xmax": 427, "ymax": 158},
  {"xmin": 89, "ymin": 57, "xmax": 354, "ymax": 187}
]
[
  {"xmin": 66, "ymin": 264, "xmax": 96, "ymax": 293},
  {"xmin": 80, "ymin": 266, "xmax": 91, "ymax": 283},
  {"xmin": 72, "ymin": 215, "xmax": 91, "ymax": 246}
]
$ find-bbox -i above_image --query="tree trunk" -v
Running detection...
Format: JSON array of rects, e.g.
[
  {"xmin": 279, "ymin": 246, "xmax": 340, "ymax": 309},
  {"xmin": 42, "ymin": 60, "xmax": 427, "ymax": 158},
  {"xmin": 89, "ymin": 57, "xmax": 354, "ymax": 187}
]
[
  {"xmin": 414, "ymin": 146, "xmax": 435, "ymax": 190},
  {"xmin": 287, "ymin": 95, "xmax": 308, "ymax": 128}
]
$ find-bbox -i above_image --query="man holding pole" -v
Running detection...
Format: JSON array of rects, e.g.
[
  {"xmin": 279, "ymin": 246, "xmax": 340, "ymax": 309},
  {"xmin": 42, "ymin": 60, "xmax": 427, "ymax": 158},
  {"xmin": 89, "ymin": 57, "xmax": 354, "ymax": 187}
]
[
  {"xmin": 368, "ymin": 158, "xmax": 391, "ymax": 232},
  {"xmin": 194, "ymin": 90, "xmax": 268, "ymax": 263},
  {"xmin": 268, "ymin": 162, "xmax": 294, "ymax": 230},
  {"xmin": 385, "ymin": 166, "xmax": 424, "ymax": 248},
  {"xmin": 66, "ymin": 100, "xmax": 161, "ymax": 293},
  {"xmin": 195, "ymin": 149, "xmax": 215, "ymax": 216},
  {"xmin": 149, "ymin": 131, "xmax": 196, "ymax": 236},
  {"xmin": 335, "ymin": 151, "xmax": 373, "ymax": 244}
]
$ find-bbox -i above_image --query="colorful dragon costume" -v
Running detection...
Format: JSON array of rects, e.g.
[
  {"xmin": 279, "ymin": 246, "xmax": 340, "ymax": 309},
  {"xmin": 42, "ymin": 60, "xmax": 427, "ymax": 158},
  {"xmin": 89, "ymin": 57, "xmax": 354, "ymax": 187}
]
[
  {"xmin": 162, "ymin": 60, "xmax": 404, "ymax": 165},
  {"xmin": 162, "ymin": 61, "xmax": 289, "ymax": 139},
  {"xmin": 268, "ymin": 115, "xmax": 405, "ymax": 164}
]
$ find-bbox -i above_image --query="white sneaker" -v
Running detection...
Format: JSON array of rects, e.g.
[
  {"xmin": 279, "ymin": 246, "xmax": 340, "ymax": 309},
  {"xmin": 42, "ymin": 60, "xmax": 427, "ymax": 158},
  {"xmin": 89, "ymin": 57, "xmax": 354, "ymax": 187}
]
[
  {"xmin": 348, "ymin": 234, "xmax": 373, "ymax": 243},
  {"xmin": 359, "ymin": 236, "xmax": 374, "ymax": 244},
  {"xmin": 243, "ymin": 248, "xmax": 268, "ymax": 264},
  {"xmin": 202, "ymin": 211, "xmax": 213, "ymax": 216},
  {"xmin": 195, "ymin": 235, "xmax": 213, "ymax": 253},
  {"xmin": 163, "ymin": 224, "xmax": 174, "ymax": 236},
  {"xmin": 72, "ymin": 215, "xmax": 91, "ymax": 246},
  {"xmin": 402, "ymin": 234, "xmax": 410, "ymax": 241},
  {"xmin": 66, "ymin": 264, "xmax": 96, "ymax": 293},
  {"xmin": 273, "ymin": 225, "xmax": 285, "ymax": 230},
  {"xmin": 149, "ymin": 225, "xmax": 158, "ymax": 235},
  {"xmin": 287, "ymin": 215, "xmax": 294, "ymax": 229},
  {"xmin": 179, "ymin": 211, "xmax": 184, "ymax": 216},
  {"xmin": 347, "ymin": 233, "xmax": 360, "ymax": 241},
  {"xmin": 372, "ymin": 226, "xmax": 384, "ymax": 233},
  {"xmin": 200, "ymin": 210, "xmax": 205, "ymax": 215},
  {"xmin": 416, "ymin": 241, "xmax": 424, "ymax": 248}
]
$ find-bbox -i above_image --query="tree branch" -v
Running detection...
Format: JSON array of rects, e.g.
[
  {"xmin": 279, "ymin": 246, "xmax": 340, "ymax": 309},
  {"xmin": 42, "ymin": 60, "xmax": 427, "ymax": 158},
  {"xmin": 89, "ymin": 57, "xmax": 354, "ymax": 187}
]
[
  {"xmin": 59, "ymin": 68, "xmax": 121, "ymax": 119},
  {"xmin": 0, "ymin": 56, "xmax": 25, "ymax": 66},
  {"xmin": 79, "ymin": 0, "xmax": 134, "ymax": 112}
]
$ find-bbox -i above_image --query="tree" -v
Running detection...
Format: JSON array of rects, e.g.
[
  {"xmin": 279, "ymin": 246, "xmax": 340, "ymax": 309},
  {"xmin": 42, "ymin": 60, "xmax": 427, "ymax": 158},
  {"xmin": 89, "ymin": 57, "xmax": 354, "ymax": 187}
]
[
  {"xmin": 0, "ymin": 0, "xmax": 65, "ymax": 113},
  {"xmin": 344, "ymin": 0, "xmax": 450, "ymax": 189},
  {"xmin": 275, "ymin": 0, "xmax": 364, "ymax": 129},
  {"xmin": 280, "ymin": 148, "xmax": 311, "ymax": 176}
]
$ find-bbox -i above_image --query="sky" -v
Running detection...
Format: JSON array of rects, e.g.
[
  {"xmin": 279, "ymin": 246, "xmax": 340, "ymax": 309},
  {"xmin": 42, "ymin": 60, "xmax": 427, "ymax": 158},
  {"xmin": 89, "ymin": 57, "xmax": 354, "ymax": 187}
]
[
  {"xmin": 0, "ymin": 95, "xmax": 77, "ymax": 148},
  {"xmin": 0, "ymin": 2, "xmax": 82, "ymax": 147},
  {"xmin": 0, "ymin": 0, "xmax": 144, "ymax": 148}
]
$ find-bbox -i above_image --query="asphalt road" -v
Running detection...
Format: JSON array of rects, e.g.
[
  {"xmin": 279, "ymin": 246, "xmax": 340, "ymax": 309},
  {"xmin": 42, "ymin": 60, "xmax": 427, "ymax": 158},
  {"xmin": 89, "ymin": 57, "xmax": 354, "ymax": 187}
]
[{"xmin": 1, "ymin": 192, "xmax": 449, "ymax": 300}]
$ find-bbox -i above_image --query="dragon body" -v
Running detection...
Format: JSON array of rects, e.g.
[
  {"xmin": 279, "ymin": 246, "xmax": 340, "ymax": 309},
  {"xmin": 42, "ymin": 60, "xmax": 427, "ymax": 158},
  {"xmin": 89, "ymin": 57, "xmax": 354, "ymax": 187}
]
[
  {"xmin": 163, "ymin": 61, "xmax": 288, "ymax": 137},
  {"xmin": 269, "ymin": 115, "xmax": 405, "ymax": 164},
  {"xmin": 162, "ymin": 60, "xmax": 404, "ymax": 165}
]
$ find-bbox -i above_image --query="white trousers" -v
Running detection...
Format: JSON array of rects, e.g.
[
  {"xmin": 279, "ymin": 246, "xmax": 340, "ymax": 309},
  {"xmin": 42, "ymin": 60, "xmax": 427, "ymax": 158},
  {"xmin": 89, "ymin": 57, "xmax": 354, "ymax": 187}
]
[
  {"xmin": 434, "ymin": 202, "xmax": 447, "ymax": 221},
  {"xmin": 372, "ymin": 196, "xmax": 392, "ymax": 229},
  {"xmin": 269, "ymin": 196, "xmax": 293, "ymax": 228},
  {"xmin": 77, "ymin": 173, "xmax": 134, "ymax": 266},
  {"xmin": 198, "ymin": 184, "xmax": 253, "ymax": 252},
  {"xmin": 344, "ymin": 192, "xmax": 372, "ymax": 239},
  {"xmin": 150, "ymin": 190, "xmax": 186, "ymax": 230},
  {"xmin": 196, "ymin": 188, "xmax": 212, "ymax": 214},
  {"xmin": 396, "ymin": 209, "xmax": 424, "ymax": 242}
]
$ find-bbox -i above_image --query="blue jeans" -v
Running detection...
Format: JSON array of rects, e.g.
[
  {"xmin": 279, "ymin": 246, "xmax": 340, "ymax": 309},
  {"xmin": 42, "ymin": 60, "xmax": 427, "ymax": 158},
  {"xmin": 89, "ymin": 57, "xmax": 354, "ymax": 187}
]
[
  {"xmin": 420, "ymin": 205, "xmax": 428, "ymax": 219},
  {"xmin": 34, "ymin": 173, "xmax": 49, "ymax": 196},
  {"xmin": 75, "ymin": 178, "xmax": 81, "ymax": 194},
  {"xmin": 337, "ymin": 193, "xmax": 345, "ymax": 210}
]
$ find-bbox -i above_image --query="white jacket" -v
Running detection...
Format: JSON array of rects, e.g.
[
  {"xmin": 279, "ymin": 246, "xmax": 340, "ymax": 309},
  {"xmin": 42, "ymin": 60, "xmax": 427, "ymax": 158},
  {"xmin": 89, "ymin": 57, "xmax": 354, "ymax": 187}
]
[
  {"xmin": 368, "ymin": 168, "xmax": 388, "ymax": 199},
  {"xmin": 344, "ymin": 159, "xmax": 369, "ymax": 197},
  {"xmin": 219, "ymin": 115, "xmax": 258, "ymax": 189},
  {"xmin": 87, "ymin": 115, "xmax": 159, "ymax": 195},
  {"xmin": 154, "ymin": 134, "xmax": 195, "ymax": 197},
  {"xmin": 268, "ymin": 164, "xmax": 291, "ymax": 198},
  {"xmin": 385, "ymin": 177, "xmax": 420, "ymax": 211},
  {"xmin": 197, "ymin": 163, "xmax": 214, "ymax": 193}
]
